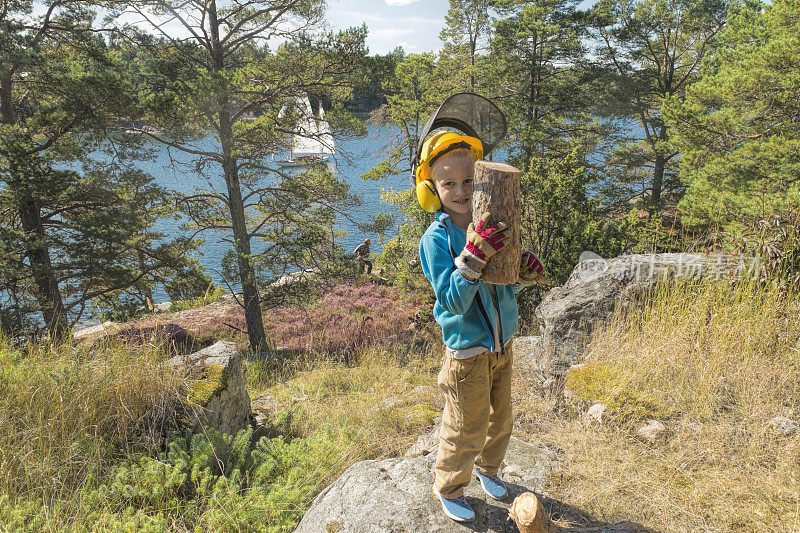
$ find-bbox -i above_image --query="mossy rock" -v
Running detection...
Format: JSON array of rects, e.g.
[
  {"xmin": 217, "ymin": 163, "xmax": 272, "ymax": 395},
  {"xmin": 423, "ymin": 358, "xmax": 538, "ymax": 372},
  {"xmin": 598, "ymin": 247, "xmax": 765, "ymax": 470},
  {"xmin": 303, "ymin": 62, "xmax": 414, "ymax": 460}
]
[
  {"xmin": 403, "ymin": 404, "xmax": 439, "ymax": 426},
  {"xmin": 187, "ymin": 363, "xmax": 229, "ymax": 405},
  {"xmin": 566, "ymin": 362, "xmax": 674, "ymax": 423},
  {"xmin": 325, "ymin": 521, "xmax": 344, "ymax": 533}
]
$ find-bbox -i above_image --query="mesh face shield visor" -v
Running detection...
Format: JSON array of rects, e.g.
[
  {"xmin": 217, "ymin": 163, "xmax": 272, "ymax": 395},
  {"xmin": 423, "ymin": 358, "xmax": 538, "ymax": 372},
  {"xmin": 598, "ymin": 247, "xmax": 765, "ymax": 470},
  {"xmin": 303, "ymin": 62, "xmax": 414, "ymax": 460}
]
[{"xmin": 411, "ymin": 92, "xmax": 507, "ymax": 186}]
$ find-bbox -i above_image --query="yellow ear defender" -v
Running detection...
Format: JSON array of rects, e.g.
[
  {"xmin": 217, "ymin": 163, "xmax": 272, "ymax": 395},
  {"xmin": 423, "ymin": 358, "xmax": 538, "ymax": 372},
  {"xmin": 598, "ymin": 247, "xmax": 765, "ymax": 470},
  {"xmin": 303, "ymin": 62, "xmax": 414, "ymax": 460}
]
[{"xmin": 414, "ymin": 132, "xmax": 484, "ymax": 213}]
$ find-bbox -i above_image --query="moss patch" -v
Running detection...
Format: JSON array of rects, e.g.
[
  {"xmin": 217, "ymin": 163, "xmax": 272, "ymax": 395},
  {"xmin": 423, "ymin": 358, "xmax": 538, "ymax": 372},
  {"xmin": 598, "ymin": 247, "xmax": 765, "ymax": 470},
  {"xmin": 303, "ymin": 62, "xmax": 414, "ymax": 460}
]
[
  {"xmin": 187, "ymin": 363, "xmax": 228, "ymax": 405},
  {"xmin": 566, "ymin": 362, "xmax": 673, "ymax": 423},
  {"xmin": 403, "ymin": 404, "xmax": 439, "ymax": 426}
]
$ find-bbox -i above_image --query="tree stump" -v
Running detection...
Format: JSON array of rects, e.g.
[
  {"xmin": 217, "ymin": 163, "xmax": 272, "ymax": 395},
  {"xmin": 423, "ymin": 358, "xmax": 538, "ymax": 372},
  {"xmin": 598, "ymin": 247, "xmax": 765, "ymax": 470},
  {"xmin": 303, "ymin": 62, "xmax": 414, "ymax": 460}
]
[
  {"xmin": 508, "ymin": 492, "xmax": 556, "ymax": 533},
  {"xmin": 473, "ymin": 160, "xmax": 521, "ymax": 284},
  {"xmin": 508, "ymin": 492, "xmax": 644, "ymax": 533}
]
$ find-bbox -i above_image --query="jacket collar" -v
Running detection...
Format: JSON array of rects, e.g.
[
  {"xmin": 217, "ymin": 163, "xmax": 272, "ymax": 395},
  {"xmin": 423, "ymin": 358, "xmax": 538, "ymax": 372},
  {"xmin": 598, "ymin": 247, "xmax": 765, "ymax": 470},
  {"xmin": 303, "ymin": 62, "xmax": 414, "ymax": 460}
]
[{"xmin": 437, "ymin": 210, "xmax": 467, "ymax": 237}]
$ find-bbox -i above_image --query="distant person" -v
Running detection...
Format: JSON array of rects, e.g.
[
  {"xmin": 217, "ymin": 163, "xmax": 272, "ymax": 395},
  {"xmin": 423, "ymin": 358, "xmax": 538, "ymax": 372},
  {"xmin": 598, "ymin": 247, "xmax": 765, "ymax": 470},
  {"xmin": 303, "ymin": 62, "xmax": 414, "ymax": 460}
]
[{"xmin": 353, "ymin": 238, "xmax": 372, "ymax": 274}]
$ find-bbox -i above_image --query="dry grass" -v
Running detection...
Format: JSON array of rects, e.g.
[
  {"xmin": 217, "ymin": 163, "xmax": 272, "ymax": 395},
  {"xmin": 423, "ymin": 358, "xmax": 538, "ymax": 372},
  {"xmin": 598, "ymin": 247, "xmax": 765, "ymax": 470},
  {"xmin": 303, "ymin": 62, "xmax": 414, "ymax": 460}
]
[
  {"xmin": 6, "ymin": 275, "xmax": 796, "ymax": 530},
  {"xmin": 0, "ymin": 335, "xmax": 184, "ymax": 506},
  {"xmin": 514, "ymin": 278, "xmax": 800, "ymax": 532},
  {"xmin": 247, "ymin": 342, "xmax": 444, "ymax": 487}
]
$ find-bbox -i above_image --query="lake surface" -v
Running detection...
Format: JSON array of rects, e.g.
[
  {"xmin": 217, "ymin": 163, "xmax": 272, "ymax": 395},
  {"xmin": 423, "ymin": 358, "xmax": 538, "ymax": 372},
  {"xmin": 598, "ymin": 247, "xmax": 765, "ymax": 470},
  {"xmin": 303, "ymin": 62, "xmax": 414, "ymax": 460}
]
[
  {"xmin": 4, "ymin": 123, "xmax": 515, "ymax": 326},
  {"xmin": 139, "ymin": 124, "xmax": 409, "ymax": 300}
]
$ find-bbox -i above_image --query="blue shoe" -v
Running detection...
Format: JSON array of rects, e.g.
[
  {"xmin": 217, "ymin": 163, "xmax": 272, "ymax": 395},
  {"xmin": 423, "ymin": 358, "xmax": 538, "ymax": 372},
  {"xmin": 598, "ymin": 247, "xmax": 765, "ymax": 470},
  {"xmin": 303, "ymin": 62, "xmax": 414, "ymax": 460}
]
[
  {"xmin": 473, "ymin": 468, "xmax": 508, "ymax": 499},
  {"xmin": 433, "ymin": 486, "xmax": 475, "ymax": 522}
]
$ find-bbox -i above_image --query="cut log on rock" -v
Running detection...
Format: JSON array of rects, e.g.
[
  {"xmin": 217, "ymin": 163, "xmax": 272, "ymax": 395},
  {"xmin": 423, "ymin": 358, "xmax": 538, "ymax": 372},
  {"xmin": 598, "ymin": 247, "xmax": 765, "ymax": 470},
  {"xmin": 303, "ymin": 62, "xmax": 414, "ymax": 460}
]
[
  {"xmin": 509, "ymin": 492, "xmax": 556, "ymax": 533},
  {"xmin": 508, "ymin": 492, "xmax": 645, "ymax": 533},
  {"xmin": 473, "ymin": 160, "xmax": 521, "ymax": 284}
]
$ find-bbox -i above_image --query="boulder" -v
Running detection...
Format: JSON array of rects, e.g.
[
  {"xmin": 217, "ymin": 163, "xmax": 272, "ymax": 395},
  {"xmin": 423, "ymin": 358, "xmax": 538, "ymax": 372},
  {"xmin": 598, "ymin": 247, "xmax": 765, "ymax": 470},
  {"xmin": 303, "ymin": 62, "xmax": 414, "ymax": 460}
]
[
  {"xmin": 269, "ymin": 268, "xmax": 319, "ymax": 288},
  {"xmin": 521, "ymin": 253, "xmax": 731, "ymax": 377},
  {"xmin": 512, "ymin": 336, "xmax": 540, "ymax": 365},
  {"xmin": 153, "ymin": 301, "xmax": 172, "ymax": 313},
  {"xmin": 636, "ymin": 419, "xmax": 667, "ymax": 444},
  {"xmin": 768, "ymin": 416, "xmax": 799, "ymax": 438},
  {"xmin": 74, "ymin": 320, "xmax": 117, "ymax": 339},
  {"xmin": 380, "ymin": 397, "xmax": 404, "ymax": 409},
  {"xmin": 114, "ymin": 322, "xmax": 196, "ymax": 352},
  {"xmin": 168, "ymin": 340, "xmax": 251, "ymax": 435},
  {"xmin": 295, "ymin": 424, "xmax": 558, "ymax": 533},
  {"xmin": 404, "ymin": 423, "xmax": 442, "ymax": 458},
  {"xmin": 583, "ymin": 404, "xmax": 607, "ymax": 426}
]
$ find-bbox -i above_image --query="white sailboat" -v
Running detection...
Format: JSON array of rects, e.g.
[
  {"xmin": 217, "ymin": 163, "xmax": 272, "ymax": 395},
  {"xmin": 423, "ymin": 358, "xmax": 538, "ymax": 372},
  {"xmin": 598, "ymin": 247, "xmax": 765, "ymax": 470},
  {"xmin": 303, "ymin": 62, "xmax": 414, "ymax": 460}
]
[{"xmin": 276, "ymin": 96, "xmax": 335, "ymax": 174}]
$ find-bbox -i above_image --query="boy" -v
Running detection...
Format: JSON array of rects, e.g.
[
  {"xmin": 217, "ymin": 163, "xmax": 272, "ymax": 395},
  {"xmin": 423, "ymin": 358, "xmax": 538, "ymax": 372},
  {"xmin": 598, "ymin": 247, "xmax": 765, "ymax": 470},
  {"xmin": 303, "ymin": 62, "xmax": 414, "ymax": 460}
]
[{"xmin": 416, "ymin": 132, "xmax": 544, "ymax": 522}]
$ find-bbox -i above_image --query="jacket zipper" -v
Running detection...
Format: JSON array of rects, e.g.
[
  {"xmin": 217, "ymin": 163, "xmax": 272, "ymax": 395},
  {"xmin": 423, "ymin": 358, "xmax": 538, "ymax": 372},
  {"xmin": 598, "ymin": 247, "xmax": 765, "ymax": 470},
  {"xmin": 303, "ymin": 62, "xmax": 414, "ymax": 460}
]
[{"xmin": 443, "ymin": 214, "xmax": 498, "ymax": 352}]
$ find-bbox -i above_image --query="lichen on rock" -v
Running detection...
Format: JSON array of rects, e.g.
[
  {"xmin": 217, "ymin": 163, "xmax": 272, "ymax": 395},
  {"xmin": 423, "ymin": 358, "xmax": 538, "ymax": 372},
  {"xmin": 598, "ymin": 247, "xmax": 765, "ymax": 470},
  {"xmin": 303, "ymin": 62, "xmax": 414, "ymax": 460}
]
[
  {"xmin": 187, "ymin": 363, "xmax": 229, "ymax": 405},
  {"xmin": 168, "ymin": 340, "xmax": 251, "ymax": 435}
]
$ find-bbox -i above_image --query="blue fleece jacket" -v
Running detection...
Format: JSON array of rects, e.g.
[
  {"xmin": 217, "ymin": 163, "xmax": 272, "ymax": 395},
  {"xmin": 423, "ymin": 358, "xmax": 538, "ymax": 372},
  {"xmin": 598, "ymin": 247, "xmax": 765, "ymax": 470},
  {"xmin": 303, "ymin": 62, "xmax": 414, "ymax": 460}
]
[{"xmin": 419, "ymin": 211, "xmax": 522, "ymax": 352}]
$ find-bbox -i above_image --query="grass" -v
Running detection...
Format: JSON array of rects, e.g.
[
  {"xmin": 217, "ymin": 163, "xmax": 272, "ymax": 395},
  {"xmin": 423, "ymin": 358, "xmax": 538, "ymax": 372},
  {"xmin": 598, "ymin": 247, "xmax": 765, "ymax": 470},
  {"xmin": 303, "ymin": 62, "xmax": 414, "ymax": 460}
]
[
  {"xmin": 169, "ymin": 285, "xmax": 228, "ymax": 312},
  {"xmin": 246, "ymin": 342, "xmax": 444, "ymax": 479},
  {"xmin": 2, "ymin": 274, "xmax": 796, "ymax": 531},
  {"xmin": 516, "ymin": 277, "xmax": 800, "ymax": 532},
  {"xmin": 0, "ymin": 283, "xmax": 442, "ymax": 531},
  {"xmin": 0, "ymin": 335, "xmax": 184, "ymax": 529}
]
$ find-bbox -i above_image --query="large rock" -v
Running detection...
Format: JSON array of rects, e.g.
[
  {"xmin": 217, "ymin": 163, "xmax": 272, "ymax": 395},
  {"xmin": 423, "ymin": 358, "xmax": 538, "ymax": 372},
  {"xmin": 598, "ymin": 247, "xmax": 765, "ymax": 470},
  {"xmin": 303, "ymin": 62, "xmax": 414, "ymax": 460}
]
[
  {"xmin": 167, "ymin": 340, "xmax": 251, "ymax": 435},
  {"xmin": 113, "ymin": 322, "xmax": 196, "ymax": 352},
  {"xmin": 74, "ymin": 320, "xmax": 117, "ymax": 339},
  {"xmin": 521, "ymin": 253, "xmax": 731, "ymax": 377},
  {"xmin": 294, "ymin": 424, "xmax": 558, "ymax": 532}
]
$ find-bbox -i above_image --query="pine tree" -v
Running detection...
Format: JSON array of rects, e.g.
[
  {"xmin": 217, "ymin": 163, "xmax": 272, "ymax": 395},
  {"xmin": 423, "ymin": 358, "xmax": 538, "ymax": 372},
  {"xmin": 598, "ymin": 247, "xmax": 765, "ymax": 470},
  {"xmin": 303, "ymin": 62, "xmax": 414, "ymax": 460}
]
[
  {"xmin": 439, "ymin": 0, "xmax": 491, "ymax": 93},
  {"xmin": 0, "ymin": 1, "xmax": 187, "ymax": 337},
  {"xmin": 589, "ymin": 0, "xmax": 727, "ymax": 217},
  {"xmin": 488, "ymin": 0, "xmax": 593, "ymax": 168},
  {"xmin": 665, "ymin": 0, "xmax": 800, "ymax": 230},
  {"xmin": 119, "ymin": 0, "xmax": 367, "ymax": 354}
]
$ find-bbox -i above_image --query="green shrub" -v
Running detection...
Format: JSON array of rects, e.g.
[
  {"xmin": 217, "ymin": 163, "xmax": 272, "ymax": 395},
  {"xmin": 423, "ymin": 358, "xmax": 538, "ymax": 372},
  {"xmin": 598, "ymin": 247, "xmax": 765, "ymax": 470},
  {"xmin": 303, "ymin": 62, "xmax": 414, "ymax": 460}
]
[
  {"xmin": 169, "ymin": 285, "xmax": 227, "ymax": 312},
  {"xmin": 163, "ymin": 257, "xmax": 215, "ymax": 303},
  {"xmin": 78, "ymin": 426, "xmax": 334, "ymax": 531}
]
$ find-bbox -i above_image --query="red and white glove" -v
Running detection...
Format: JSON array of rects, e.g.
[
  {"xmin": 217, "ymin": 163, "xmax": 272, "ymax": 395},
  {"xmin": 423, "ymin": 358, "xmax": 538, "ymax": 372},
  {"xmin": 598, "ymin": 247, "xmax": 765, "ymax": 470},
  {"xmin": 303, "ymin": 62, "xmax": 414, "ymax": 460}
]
[
  {"xmin": 517, "ymin": 250, "xmax": 546, "ymax": 286},
  {"xmin": 455, "ymin": 212, "xmax": 509, "ymax": 280}
]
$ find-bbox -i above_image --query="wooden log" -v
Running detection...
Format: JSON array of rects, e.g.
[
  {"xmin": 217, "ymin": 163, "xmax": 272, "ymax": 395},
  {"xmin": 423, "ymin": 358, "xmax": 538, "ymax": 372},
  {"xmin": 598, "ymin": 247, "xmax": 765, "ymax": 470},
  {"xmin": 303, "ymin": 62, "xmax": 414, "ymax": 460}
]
[
  {"xmin": 472, "ymin": 160, "xmax": 522, "ymax": 284},
  {"xmin": 508, "ymin": 492, "xmax": 556, "ymax": 533},
  {"xmin": 508, "ymin": 492, "xmax": 643, "ymax": 533}
]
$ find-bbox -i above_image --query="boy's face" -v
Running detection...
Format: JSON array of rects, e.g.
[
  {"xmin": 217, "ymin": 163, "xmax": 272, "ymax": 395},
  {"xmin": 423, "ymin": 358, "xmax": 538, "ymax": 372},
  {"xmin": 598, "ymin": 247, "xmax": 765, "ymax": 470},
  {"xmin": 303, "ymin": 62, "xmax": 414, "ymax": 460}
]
[{"xmin": 432, "ymin": 156, "xmax": 474, "ymax": 218}]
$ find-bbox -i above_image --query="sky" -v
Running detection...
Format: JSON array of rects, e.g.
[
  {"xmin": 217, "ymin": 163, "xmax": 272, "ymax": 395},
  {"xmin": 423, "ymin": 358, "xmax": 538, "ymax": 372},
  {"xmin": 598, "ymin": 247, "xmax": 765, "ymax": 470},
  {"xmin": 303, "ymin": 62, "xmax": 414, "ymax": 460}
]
[
  {"xmin": 26, "ymin": 0, "xmax": 598, "ymax": 56},
  {"xmin": 325, "ymin": 0, "xmax": 451, "ymax": 55},
  {"xmin": 326, "ymin": 0, "xmax": 600, "ymax": 55}
]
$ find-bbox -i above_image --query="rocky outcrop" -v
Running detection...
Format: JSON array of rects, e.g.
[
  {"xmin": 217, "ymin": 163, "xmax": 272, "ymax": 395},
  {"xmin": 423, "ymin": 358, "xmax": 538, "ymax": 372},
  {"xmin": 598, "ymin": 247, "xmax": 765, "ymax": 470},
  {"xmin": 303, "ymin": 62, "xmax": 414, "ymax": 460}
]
[
  {"xmin": 519, "ymin": 253, "xmax": 734, "ymax": 377},
  {"xmin": 117, "ymin": 323, "xmax": 196, "ymax": 351},
  {"xmin": 294, "ymin": 424, "xmax": 558, "ymax": 532},
  {"xmin": 74, "ymin": 320, "xmax": 118, "ymax": 339},
  {"xmin": 167, "ymin": 340, "xmax": 251, "ymax": 435},
  {"xmin": 768, "ymin": 416, "xmax": 799, "ymax": 438}
]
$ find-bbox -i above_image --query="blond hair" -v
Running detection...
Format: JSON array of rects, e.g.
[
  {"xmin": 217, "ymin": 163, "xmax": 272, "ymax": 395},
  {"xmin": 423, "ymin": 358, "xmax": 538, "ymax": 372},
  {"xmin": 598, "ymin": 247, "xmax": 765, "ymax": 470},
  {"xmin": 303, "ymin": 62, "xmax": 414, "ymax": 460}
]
[{"xmin": 430, "ymin": 148, "xmax": 477, "ymax": 181}]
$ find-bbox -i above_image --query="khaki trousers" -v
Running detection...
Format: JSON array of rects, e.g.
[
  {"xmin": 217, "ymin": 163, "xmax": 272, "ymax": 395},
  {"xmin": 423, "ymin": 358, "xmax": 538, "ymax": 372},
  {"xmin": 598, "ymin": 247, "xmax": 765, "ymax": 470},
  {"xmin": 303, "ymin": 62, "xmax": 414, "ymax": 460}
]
[{"xmin": 434, "ymin": 342, "xmax": 513, "ymax": 499}]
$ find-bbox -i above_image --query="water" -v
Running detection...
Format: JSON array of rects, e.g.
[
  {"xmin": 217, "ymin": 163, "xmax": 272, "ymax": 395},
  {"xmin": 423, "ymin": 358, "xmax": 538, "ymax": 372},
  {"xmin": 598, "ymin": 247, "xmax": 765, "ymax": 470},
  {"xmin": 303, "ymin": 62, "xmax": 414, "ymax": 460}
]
[
  {"xmin": 4, "ymin": 123, "xmax": 517, "ymax": 327},
  {"xmin": 136, "ymin": 124, "xmax": 408, "ymax": 300}
]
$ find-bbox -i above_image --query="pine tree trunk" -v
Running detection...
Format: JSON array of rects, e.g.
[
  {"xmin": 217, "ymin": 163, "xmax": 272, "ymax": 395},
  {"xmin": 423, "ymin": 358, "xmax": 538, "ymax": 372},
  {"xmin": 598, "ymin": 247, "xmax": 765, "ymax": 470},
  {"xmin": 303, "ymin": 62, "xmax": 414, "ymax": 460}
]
[
  {"xmin": 208, "ymin": 0, "xmax": 267, "ymax": 355},
  {"xmin": 650, "ymin": 154, "xmax": 665, "ymax": 219},
  {"xmin": 17, "ymin": 191, "xmax": 68, "ymax": 340},
  {"xmin": 1, "ymin": 75, "xmax": 15, "ymax": 123},
  {"xmin": 5, "ymin": 65, "xmax": 67, "ymax": 340},
  {"xmin": 472, "ymin": 160, "xmax": 521, "ymax": 284},
  {"xmin": 224, "ymin": 156, "xmax": 268, "ymax": 355}
]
